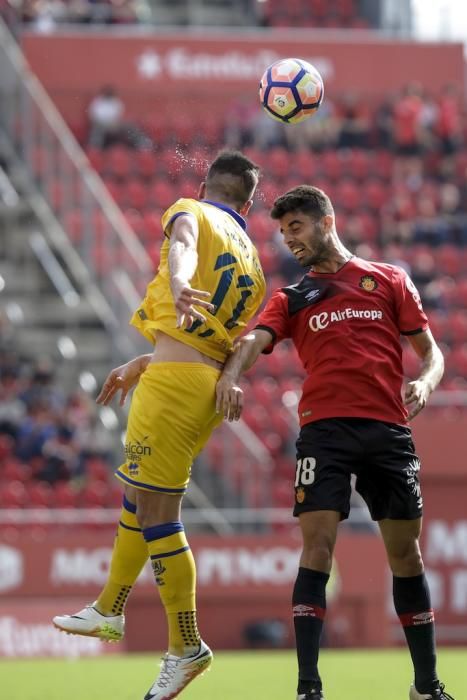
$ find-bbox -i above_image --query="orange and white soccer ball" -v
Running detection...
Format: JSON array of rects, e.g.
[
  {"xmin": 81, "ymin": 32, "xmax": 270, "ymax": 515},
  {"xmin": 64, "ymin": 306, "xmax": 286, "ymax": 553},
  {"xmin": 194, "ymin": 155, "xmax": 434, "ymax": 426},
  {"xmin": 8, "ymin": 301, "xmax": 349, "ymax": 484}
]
[{"xmin": 259, "ymin": 57, "xmax": 324, "ymax": 124}]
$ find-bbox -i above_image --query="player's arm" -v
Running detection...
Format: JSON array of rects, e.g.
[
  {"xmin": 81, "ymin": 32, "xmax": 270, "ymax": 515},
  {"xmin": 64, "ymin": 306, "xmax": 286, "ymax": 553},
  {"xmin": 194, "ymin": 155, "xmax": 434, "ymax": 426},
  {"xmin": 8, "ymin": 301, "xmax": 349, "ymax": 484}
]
[
  {"xmin": 404, "ymin": 329, "xmax": 444, "ymax": 420},
  {"xmin": 168, "ymin": 214, "xmax": 214, "ymax": 329},
  {"xmin": 216, "ymin": 329, "xmax": 273, "ymax": 421},
  {"xmin": 96, "ymin": 353, "xmax": 152, "ymax": 407}
]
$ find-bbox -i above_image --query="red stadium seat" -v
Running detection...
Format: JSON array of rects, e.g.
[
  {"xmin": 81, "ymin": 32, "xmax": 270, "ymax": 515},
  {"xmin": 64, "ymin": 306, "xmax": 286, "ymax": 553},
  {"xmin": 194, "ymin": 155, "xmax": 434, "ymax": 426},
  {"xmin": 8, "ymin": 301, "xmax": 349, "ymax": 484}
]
[
  {"xmin": 126, "ymin": 179, "xmax": 150, "ymax": 211},
  {"xmin": 321, "ymin": 151, "xmax": 343, "ymax": 182},
  {"xmin": 2, "ymin": 458, "xmax": 31, "ymax": 483},
  {"xmin": 449, "ymin": 345, "xmax": 467, "ymax": 378},
  {"xmin": 105, "ymin": 146, "xmax": 133, "ymax": 179},
  {"xmin": 268, "ymin": 147, "xmax": 290, "ymax": 181},
  {"xmin": 80, "ymin": 481, "xmax": 109, "ymax": 508},
  {"xmin": 85, "ymin": 457, "xmax": 111, "ymax": 483},
  {"xmin": 0, "ymin": 481, "xmax": 28, "ymax": 508},
  {"xmin": 364, "ymin": 179, "xmax": 388, "ymax": 211},
  {"xmin": 86, "ymin": 147, "xmax": 105, "ymax": 174},
  {"xmin": 437, "ymin": 244, "xmax": 463, "ymax": 277},
  {"xmin": 27, "ymin": 481, "xmax": 53, "ymax": 508},
  {"xmin": 135, "ymin": 149, "xmax": 158, "ymax": 180},
  {"xmin": 143, "ymin": 210, "xmax": 163, "ymax": 240},
  {"xmin": 150, "ymin": 179, "xmax": 176, "ymax": 210},
  {"xmin": 449, "ymin": 311, "xmax": 467, "ymax": 344},
  {"xmin": 336, "ymin": 179, "xmax": 360, "ymax": 212},
  {"xmin": 54, "ymin": 482, "xmax": 79, "ymax": 508}
]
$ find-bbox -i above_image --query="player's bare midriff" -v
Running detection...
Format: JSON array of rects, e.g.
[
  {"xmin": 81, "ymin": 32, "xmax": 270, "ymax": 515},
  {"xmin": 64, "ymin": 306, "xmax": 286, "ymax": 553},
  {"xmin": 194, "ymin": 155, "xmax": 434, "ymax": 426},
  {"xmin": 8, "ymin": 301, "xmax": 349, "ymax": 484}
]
[{"xmin": 149, "ymin": 330, "xmax": 224, "ymax": 370}]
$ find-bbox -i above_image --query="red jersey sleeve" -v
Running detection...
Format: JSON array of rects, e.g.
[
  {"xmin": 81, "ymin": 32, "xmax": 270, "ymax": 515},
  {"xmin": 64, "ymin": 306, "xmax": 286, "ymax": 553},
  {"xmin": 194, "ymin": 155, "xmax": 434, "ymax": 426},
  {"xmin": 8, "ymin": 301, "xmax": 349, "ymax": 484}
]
[
  {"xmin": 393, "ymin": 266, "xmax": 429, "ymax": 335},
  {"xmin": 254, "ymin": 288, "xmax": 291, "ymax": 353}
]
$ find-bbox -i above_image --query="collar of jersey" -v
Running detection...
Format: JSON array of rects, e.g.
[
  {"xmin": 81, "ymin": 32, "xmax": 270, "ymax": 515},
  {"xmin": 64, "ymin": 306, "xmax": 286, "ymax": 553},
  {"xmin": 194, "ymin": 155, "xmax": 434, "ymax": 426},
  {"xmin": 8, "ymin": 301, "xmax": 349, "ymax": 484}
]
[{"xmin": 203, "ymin": 200, "xmax": 247, "ymax": 231}]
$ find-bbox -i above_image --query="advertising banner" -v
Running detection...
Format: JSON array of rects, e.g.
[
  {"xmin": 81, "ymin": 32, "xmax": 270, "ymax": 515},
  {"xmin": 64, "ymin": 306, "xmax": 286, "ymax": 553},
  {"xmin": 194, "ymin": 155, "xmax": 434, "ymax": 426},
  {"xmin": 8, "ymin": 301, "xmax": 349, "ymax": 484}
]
[{"xmin": 21, "ymin": 33, "xmax": 464, "ymax": 122}]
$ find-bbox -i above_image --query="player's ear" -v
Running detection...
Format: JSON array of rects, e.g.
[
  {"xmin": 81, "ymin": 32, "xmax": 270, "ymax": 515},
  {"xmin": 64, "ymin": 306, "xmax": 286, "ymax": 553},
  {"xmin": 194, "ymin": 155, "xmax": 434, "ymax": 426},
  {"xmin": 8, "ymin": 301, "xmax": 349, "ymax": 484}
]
[
  {"xmin": 198, "ymin": 182, "xmax": 206, "ymax": 199},
  {"xmin": 322, "ymin": 214, "xmax": 334, "ymax": 232},
  {"xmin": 240, "ymin": 199, "xmax": 253, "ymax": 216}
]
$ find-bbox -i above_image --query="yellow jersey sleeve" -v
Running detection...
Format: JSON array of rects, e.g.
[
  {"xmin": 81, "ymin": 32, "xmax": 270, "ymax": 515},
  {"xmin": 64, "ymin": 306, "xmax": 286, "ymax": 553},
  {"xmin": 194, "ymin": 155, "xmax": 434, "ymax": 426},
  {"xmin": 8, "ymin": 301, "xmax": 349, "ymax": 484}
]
[
  {"xmin": 161, "ymin": 199, "xmax": 201, "ymax": 237},
  {"xmin": 131, "ymin": 199, "xmax": 266, "ymax": 363}
]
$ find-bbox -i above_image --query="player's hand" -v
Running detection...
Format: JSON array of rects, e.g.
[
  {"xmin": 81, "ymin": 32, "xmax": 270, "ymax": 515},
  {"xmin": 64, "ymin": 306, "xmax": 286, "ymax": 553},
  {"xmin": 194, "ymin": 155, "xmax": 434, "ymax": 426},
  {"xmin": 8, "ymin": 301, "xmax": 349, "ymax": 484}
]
[
  {"xmin": 216, "ymin": 375, "xmax": 244, "ymax": 422},
  {"xmin": 96, "ymin": 358, "xmax": 145, "ymax": 407},
  {"xmin": 171, "ymin": 276, "xmax": 214, "ymax": 330},
  {"xmin": 404, "ymin": 379, "xmax": 431, "ymax": 421}
]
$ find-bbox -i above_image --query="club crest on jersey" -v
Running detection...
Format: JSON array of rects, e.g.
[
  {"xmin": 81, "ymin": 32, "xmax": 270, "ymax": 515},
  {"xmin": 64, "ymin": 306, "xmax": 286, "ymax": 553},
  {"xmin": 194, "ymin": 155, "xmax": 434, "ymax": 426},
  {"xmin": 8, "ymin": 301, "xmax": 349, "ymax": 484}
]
[
  {"xmin": 295, "ymin": 487, "xmax": 306, "ymax": 504},
  {"xmin": 359, "ymin": 275, "xmax": 378, "ymax": 292}
]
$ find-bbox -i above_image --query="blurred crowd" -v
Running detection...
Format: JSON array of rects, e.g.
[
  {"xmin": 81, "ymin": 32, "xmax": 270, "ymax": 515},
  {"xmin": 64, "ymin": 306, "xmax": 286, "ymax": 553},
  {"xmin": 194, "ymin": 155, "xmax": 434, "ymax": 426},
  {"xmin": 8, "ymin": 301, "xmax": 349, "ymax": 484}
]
[{"xmin": 0, "ymin": 313, "xmax": 115, "ymax": 492}]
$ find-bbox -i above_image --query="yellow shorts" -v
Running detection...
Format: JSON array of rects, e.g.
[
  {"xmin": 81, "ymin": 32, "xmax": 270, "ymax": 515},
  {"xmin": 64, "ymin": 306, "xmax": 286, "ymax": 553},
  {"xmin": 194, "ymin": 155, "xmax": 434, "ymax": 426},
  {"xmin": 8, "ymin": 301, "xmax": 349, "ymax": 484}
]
[{"xmin": 115, "ymin": 362, "xmax": 222, "ymax": 494}]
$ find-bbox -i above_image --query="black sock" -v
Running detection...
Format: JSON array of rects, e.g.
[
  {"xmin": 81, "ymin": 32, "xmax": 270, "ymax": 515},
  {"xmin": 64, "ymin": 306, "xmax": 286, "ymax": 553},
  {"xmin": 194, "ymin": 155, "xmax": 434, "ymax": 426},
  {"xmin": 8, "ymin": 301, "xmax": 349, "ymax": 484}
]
[
  {"xmin": 293, "ymin": 567, "xmax": 329, "ymax": 693},
  {"xmin": 393, "ymin": 573, "xmax": 438, "ymax": 693}
]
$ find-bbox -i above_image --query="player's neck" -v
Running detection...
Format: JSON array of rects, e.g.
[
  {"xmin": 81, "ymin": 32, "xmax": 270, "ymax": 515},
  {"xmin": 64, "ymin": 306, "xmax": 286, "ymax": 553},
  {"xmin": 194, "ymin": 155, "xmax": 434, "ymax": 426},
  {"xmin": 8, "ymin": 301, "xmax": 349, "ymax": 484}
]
[{"xmin": 311, "ymin": 246, "xmax": 354, "ymax": 274}]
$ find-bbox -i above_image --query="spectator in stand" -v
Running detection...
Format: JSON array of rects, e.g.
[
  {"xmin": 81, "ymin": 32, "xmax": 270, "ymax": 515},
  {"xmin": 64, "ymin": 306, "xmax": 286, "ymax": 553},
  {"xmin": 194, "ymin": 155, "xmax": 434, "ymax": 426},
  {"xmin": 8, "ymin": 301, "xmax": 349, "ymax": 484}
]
[
  {"xmin": 435, "ymin": 84, "xmax": 463, "ymax": 155},
  {"xmin": 336, "ymin": 93, "xmax": 371, "ymax": 149},
  {"xmin": 87, "ymin": 85, "xmax": 125, "ymax": 148},
  {"xmin": 413, "ymin": 195, "xmax": 449, "ymax": 247},
  {"xmin": 392, "ymin": 83, "xmax": 425, "ymax": 156},
  {"xmin": 87, "ymin": 85, "xmax": 150, "ymax": 149}
]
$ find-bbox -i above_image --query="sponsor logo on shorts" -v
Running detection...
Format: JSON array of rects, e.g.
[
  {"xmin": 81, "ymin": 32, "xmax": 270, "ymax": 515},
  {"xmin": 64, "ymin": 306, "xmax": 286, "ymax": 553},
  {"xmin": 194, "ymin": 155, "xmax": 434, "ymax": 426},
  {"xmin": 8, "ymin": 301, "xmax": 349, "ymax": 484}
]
[
  {"xmin": 308, "ymin": 308, "xmax": 383, "ymax": 332},
  {"xmin": 125, "ymin": 436, "xmax": 151, "ymax": 463},
  {"xmin": 405, "ymin": 458, "xmax": 423, "ymax": 509},
  {"xmin": 359, "ymin": 274, "xmax": 378, "ymax": 291},
  {"xmin": 295, "ymin": 487, "xmax": 306, "ymax": 504},
  {"xmin": 128, "ymin": 462, "xmax": 139, "ymax": 476}
]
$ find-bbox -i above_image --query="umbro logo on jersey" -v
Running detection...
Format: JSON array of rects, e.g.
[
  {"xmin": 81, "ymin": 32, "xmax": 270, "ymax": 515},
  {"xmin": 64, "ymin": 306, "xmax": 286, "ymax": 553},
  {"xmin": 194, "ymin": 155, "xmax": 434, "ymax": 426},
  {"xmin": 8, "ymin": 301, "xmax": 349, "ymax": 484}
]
[
  {"xmin": 309, "ymin": 308, "xmax": 383, "ymax": 332},
  {"xmin": 305, "ymin": 289, "xmax": 321, "ymax": 302}
]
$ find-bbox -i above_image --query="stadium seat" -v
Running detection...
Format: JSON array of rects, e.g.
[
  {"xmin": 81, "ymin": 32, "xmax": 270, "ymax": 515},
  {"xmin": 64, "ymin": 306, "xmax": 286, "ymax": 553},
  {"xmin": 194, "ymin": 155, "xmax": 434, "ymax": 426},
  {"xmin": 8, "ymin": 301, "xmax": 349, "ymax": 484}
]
[
  {"xmin": 105, "ymin": 146, "xmax": 133, "ymax": 180},
  {"xmin": 437, "ymin": 244, "xmax": 463, "ymax": 277},
  {"xmin": 143, "ymin": 210, "xmax": 163, "ymax": 240},
  {"xmin": 86, "ymin": 147, "xmax": 105, "ymax": 174},
  {"xmin": 126, "ymin": 178, "xmax": 150, "ymax": 211},
  {"xmin": 449, "ymin": 311, "xmax": 467, "ymax": 344},
  {"xmin": 0, "ymin": 480, "xmax": 28, "ymax": 508},
  {"xmin": 54, "ymin": 482, "xmax": 79, "ymax": 508},
  {"xmin": 27, "ymin": 481, "xmax": 53, "ymax": 508},
  {"xmin": 268, "ymin": 148, "xmax": 290, "ymax": 181},
  {"xmin": 80, "ymin": 481, "xmax": 109, "ymax": 508},
  {"xmin": 150, "ymin": 179, "xmax": 176, "ymax": 210},
  {"xmin": 135, "ymin": 149, "xmax": 158, "ymax": 180}
]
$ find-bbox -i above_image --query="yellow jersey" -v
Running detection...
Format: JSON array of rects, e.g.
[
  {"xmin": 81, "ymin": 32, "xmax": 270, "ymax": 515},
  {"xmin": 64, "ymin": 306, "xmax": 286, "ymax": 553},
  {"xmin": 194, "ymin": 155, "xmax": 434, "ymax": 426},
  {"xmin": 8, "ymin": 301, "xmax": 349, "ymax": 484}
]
[{"xmin": 131, "ymin": 198, "xmax": 266, "ymax": 363}]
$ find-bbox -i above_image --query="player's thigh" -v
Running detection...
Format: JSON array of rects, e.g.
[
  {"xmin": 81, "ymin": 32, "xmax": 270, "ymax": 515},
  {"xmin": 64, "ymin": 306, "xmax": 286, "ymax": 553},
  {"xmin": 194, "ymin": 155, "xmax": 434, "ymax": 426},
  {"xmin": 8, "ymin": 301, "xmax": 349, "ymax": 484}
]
[
  {"xmin": 293, "ymin": 420, "xmax": 355, "ymax": 520},
  {"xmin": 356, "ymin": 421, "xmax": 423, "ymax": 521},
  {"xmin": 118, "ymin": 363, "xmax": 221, "ymax": 492},
  {"xmin": 136, "ymin": 490, "xmax": 183, "ymax": 529}
]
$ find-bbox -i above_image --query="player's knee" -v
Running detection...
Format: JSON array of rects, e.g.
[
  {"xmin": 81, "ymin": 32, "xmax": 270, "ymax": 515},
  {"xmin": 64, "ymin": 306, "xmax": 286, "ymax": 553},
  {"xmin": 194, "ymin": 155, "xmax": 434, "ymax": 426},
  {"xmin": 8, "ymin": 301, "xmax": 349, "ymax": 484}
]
[
  {"xmin": 302, "ymin": 536, "xmax": 334, "ymax": 571},
  {"xmin": 387, "ymin": 540, "xmax": 424, "ymax": 576}
]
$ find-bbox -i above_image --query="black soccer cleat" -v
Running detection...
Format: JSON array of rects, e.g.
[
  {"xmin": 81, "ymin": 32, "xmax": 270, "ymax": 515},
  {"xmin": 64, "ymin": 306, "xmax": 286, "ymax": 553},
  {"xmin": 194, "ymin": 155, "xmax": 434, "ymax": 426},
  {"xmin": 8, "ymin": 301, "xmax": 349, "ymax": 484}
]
[
  {"xmin": 296, "ymin": 689, "xmax": 324, "ymax": 700},
  {"xmin": 409, "ymin": 681, "xmax": 455, "ymax": 699}
]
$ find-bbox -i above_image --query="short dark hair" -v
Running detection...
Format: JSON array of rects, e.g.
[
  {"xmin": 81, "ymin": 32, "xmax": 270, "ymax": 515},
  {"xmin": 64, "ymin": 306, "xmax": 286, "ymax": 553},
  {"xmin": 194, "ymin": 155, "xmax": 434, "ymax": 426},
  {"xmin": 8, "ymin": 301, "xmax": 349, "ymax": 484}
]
[
  {"xmin": 271, "ymin": 185, "xmax": 334, "ymax": 221},
  {"xmin": 206, "ymin": 150, "xmax": 260, "ymax": 208}
]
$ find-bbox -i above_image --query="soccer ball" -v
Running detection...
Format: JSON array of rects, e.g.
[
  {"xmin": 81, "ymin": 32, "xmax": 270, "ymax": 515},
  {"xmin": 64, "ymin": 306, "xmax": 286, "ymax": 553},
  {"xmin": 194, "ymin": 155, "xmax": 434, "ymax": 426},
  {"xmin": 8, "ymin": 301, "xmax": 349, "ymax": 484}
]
[{"xmin": 259, "ymin": 58, "xmax": 324, "ymax": 124}]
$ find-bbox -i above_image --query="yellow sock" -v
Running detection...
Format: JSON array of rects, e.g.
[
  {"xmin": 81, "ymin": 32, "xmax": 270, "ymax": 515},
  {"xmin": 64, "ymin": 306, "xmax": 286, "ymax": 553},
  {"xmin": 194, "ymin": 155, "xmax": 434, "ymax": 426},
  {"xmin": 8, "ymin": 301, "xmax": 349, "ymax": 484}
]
[
  {"xmin": 96, "ymin": 496, "xmax": 148, "ymax": 616},
  {"xmin": 143, "ymin": 522, "xmax": 200, "ymax": 656}
]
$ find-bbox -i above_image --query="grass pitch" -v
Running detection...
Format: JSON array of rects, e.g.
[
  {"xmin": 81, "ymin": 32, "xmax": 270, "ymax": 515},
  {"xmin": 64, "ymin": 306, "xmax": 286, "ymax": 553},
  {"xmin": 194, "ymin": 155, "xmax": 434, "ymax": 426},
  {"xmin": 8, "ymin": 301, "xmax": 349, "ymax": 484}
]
[{"xmin": 1, "ymin": 648, "xmax": 465, "ymax": 700}]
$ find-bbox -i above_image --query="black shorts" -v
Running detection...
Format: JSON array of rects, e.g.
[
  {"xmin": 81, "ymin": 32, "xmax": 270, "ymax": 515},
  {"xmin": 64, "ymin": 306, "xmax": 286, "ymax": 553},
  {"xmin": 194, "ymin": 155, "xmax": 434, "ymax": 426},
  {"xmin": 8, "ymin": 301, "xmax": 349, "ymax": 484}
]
[{"xmin": 293, "ymin": 418, "xmax": 423, "ymax": 521}]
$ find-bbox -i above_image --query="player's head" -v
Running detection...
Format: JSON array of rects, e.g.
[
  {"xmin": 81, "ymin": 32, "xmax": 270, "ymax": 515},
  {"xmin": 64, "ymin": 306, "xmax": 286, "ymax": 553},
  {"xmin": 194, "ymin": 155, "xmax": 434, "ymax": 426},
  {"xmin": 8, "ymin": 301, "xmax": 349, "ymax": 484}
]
[
  {"xmin": 200, "ymin": 150, "xmax": 260, "ymax": 215},
  {"xmin": 271, "ymin": 185, "xmax": 336, "ymax": 267}
]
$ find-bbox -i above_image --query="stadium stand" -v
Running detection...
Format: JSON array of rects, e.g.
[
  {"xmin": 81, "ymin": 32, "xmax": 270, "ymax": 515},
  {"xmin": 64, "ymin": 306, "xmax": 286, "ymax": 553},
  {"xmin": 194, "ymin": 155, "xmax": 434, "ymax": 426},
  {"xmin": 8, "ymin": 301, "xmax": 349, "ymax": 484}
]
[{"xmin": 0, "ymin": 3, "xmax": 465, "ymax": 521}]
